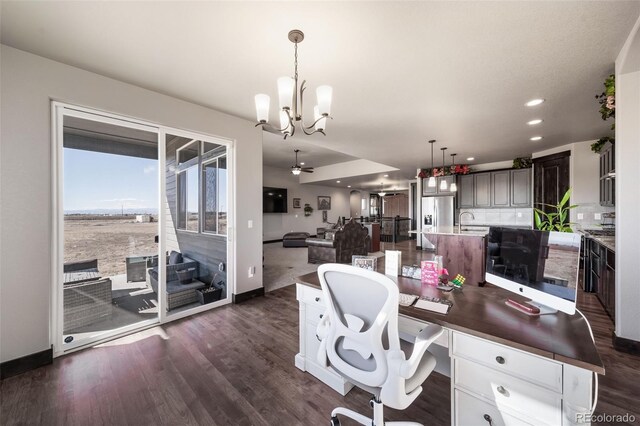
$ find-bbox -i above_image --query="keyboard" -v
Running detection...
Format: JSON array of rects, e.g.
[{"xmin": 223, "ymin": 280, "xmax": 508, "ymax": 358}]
[{"xmin": 399, "ymin": 293, "xmax": 419, "ymax": 307}]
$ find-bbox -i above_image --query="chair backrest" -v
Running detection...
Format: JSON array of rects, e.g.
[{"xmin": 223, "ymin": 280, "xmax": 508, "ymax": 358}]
[{"xmin": 317, "ymin": 263, "xmax": 401, "ymax": 388}]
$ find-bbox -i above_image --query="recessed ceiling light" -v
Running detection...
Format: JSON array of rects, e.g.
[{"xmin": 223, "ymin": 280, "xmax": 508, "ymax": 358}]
[
  {"xmin": 383, "ymin": 174, "xmax": 389, "ymax": 177},
  {"xmin": 525, "ymin": 99, "xmax": 545, "ymax": 107},
  {"xmin": 336, "ymin": 180, "xmax": 341, "ymax": 183},
  {"xmin": 530, "ymin": 136, "xmax": 543, "ymax": 141},
  {"xmin": 300, "ymin": 162, "xmax": 305, "ymax": 165},
  {"xmin": 527, "ymin": 119, "xmax": 543, "ymax": 125},
  {"xmin": 467, "ymin": 157, "xmax": 475, "ymax": 161},
  {"xmin": 347, "ymin": 185, "xmax": 351, "ymax": 188}
]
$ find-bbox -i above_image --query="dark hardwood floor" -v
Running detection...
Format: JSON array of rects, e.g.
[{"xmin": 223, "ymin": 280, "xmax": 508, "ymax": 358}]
[{"xmin": 1, "ymin": 284, "xmax": 638, "ymax": 425}]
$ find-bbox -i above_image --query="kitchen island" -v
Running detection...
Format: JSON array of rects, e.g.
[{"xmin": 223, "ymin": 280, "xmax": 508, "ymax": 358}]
[{"xmin": 420, "ymin": 230, "xmax": 486, "ymax": 286}]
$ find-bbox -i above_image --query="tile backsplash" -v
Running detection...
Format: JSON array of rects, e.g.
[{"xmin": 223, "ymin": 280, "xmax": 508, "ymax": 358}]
[
  {"xmin": 458, "ymin": 208, "xmax": 533, "ymax": 227},
  {"xmin": 571, "ymin": 203, "xmax": 615, "ymax": 229}
]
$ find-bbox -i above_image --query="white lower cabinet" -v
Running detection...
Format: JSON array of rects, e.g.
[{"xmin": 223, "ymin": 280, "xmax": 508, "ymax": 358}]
[{"xmin": 454, "ymin": 389, "xmax": 535, "ymax": 426}]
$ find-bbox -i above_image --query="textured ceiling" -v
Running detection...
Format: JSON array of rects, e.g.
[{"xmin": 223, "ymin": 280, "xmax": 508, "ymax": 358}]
[{"xmin": 3, "ymin": 1, "xmax": 638, "ymax": 185}]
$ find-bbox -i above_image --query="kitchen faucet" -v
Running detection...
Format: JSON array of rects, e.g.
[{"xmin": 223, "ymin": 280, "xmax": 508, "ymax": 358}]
[{"xmin": 458, "ymin": 211, "xmax": 475, "ymax": 233}]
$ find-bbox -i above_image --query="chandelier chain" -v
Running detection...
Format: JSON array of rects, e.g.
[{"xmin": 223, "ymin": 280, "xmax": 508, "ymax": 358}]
[{"xmin": 294, "ymin": 42, "xmax": 298, "ymax": 82}]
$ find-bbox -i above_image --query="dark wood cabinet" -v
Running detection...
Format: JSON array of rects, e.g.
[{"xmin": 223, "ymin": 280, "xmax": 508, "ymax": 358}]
[
  {"xmin": 510, "ymin": 169, "xmax": 532, "ymax": 207},
  {"xmin": 474, "ymin": 173, "xmax": 491, "ymax": 207},
  {"xmin": 455, "ymin": 169, "xmax": 531, "ymax": 208},
  {"xmin": 599, "ymin": 142, "xmax": 615, "ymax": 207},
  {"xmin": 491, "ymin": 171, "xmax": 510, "ymax": 207},
  {"xmin": 534, "ymin": 151, "xmax": 570, "ymax": 214},
  {"xmin": 457, "ymin": 174, "xmax": 475, "ymax": 208},
  {"xmin": 590, "ymin": 238, "xmax": 615, "ymax": 323}
]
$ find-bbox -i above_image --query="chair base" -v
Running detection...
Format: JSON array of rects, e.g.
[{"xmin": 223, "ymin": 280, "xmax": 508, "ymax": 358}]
[{"xmin": 331, "ymin": 398, "xmax": 422, "ymax": 426}]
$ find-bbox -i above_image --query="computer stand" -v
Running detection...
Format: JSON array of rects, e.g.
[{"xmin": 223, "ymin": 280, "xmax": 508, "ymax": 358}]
[{"xmin": 505, "ymin": 299, "xmax": 558, "ymax": 316}]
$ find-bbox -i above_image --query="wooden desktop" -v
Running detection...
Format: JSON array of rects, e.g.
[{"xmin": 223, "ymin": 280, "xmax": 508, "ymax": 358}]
[{"xmin": 295, "ymin": 241, "xmax": 603, "ymax": 426}]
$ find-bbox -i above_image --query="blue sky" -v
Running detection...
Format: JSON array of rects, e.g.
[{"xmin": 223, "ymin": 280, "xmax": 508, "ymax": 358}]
[{"xmin": 64, "ymin": 148, "xmax": 158, "ymax": 212}]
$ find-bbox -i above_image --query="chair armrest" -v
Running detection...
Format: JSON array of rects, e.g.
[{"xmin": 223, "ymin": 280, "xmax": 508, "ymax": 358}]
[{"xmin": 399, "ymin": 324, "xmax": 444, "ymax": 379}]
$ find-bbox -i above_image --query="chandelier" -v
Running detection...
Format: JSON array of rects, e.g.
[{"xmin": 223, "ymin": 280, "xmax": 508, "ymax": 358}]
[
  {"xmin": 378, "ymin": 182, "xmax": 386, "ymax": 197},
  {"xmin": 254, "ymin": 30, "xmax": 333, "ymax": 139}
]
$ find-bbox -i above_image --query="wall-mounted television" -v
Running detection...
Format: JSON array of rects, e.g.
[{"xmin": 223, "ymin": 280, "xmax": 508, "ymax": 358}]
[{"xmin": 263, "ymin": 187, "xmax": 288, "ymax": 213}]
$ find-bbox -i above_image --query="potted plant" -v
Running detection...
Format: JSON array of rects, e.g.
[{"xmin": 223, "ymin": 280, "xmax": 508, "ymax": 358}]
[
  {"xmin": 595, "ymin": 74, "xmax": 615, "ymax": 130},
  {"xmin": 512, "ymin": 157, "xmax": 532, "ymax": 169},
  {"xmin": 534, "ymin": 188, "xmax": 577, "ymax": 232},
  {"xmin": 304, "ymin": 203, "xmax": 313, "ymax": 217}
]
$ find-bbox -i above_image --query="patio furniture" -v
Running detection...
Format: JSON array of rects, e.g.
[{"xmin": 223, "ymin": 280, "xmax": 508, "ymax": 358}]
[
  {"xmin": 147, "ymin": 251, "xmax": 201, "ymax": 310},
  {"xmin": 125, "ymin": 254, "xmax": 159, "ymax": 282},
  {"xmin": 282, "ymin": 232, "xmax": 310, "ymax": 247},
  {"xmin": 63, "ymin": 259, "xmax": 112, "ymax": 333}
]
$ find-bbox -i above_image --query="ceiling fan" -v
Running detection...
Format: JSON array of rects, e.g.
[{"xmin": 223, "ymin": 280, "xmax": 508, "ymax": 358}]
[{"xmin": 291, "ymin": 149, "xmax": 314, "ymax": 175}]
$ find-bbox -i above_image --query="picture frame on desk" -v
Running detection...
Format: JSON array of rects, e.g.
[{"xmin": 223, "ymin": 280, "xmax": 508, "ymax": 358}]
[
  {"xmin": 401, "ymin": 265, "xmax": 422, "ymax": 280},
  {"xmin": 352, "ymin": 255, "xmax": 377, "ymax": 271}
]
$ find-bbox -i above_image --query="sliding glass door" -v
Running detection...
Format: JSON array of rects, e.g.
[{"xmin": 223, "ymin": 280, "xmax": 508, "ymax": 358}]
[
  {"xmin": 58, "ymin": 109, "xmax": 161, "ymax": 350},
  {"xmin": 54, "ymin": 104, "xmax": 234, "ymax": 353}
]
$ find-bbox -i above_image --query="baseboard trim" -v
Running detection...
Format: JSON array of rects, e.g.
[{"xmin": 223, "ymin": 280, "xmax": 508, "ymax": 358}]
[
  {"xmin": 613, "ymin": 332, "xmax": 640, "ymax": 356},
  {"xmin": 233, "ymin": 287, "xmax": 265, "ymax": 304},
  {"xmin": 1, "ymin": 346, "xmax": 53, "ymax": 379}
]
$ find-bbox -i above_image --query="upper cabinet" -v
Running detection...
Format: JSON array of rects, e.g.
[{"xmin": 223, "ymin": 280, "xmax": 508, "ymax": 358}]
[
  {"xmin": 600, "ymin": 142, "xmax": 615, "ymax": 207},
  {"xmin": 457, "ymin": 169, "xmax": 532, "ymax": 208},
  {"xmin": 422, "ymin": 176, "xmax": 456, "ymax": 196}
]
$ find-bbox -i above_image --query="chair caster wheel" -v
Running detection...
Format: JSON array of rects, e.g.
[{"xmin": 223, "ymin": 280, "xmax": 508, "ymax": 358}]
[{"xmin": 330, "ymin": 416, "xmax": 340, "ymax": 426}]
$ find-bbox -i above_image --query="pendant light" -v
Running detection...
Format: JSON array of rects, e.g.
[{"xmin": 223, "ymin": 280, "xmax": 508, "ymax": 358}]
[
  {"xmin": 378, "ymin": 182, "xmax": 386, "ymax": 197},
  {"xmin": 428, "ymin": 140, "xmax": 436, "ymax": 187},
  {"xmin": 449, "ymin": 153, "xmax": 458, "ymax": 192},
  {"xmin": 440, "ymin": 147, "xmax": 448, "ymax": 191}
]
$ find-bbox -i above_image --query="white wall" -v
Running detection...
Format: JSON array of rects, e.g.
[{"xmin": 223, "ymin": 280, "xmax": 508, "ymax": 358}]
[
  {"xmin": 0, "ymin": 46, "xmax": 263, "ymax": 362},
  {"xmin": 262, "ymin": 165, "xmax": 370, "ymax": 241},
  {"xmin": 615, "ymin": 15, "xmax": 640, "ymax": 342}
]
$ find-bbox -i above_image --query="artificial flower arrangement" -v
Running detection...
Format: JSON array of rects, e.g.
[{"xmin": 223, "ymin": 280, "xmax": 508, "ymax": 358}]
[
  {"xmin": 418, "ymin": 164, "xmax": 470, "ymax": 178},
  {"xmin": 595, "ymin": 74, "xmax": 615, "ymax": 130}
]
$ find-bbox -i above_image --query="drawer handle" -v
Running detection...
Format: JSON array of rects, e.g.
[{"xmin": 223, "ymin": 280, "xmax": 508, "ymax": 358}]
[
  {"xmin": 483, "ymin": 414, "xmax": 493, "ymax": 425},
  {"xmin": 315, "ymin": 297, "xmax": 320, "ymax": 302},
  {"xmin": 496, "ymin": 385, "xmax": 506, "ymax": 395},
  {"xmin": 495, "ymin": 356, "xmax": 505, "ymax": 364}
]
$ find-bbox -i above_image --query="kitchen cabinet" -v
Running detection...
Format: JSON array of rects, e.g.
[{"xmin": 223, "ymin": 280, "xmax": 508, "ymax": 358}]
[
  {"xmin": 589, "ymin": 237, "xmax": 615, "ymax": 323},
  {"xmin": 491, "ymin": 171, "xmax": 510, "ymax": 207},
  {"xmin": 456, "ymin": 169, "xmax": 532, "ymax": 208},
  {"xmin": 511, "ymin": 169, "xmax": 532, "ymax": 207},
  {"xmin": 422, "ymin": 176, "xmax": 456, "ymax": 196},
  {"xmin": 457, "ymin": 174, "xmax": 475, "ymax": 208},
  {"xmin": 474, "ymin": 173, "xmax": 491, "ymax": 207},
  {"xmin": 599, "ymin": 142, "xmax": 615, "ymax": 207}
]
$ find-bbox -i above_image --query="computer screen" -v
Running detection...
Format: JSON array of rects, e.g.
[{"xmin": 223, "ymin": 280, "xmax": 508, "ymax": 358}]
[{"xmin": 485, "ymin": 227, "xmax": 581, "ymax": 315}]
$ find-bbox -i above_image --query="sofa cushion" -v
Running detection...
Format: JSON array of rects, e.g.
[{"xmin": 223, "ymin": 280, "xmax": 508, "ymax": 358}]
[
  {"xmin": 306, "ymin": 238, "xmax": 336, "ymax": 248},
  {"xmin": 169, "ymin": 251, "xmax": 183, "ymax": 265}
]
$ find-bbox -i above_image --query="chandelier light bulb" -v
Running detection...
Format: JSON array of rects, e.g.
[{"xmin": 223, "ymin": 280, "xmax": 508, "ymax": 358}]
[
  {"xmin": 316, "ymin": 85, "xmax": 333, "ymax": 116},
  {"xmin": 255, "ymin": 94, "xmax": 270, "ymax": 123},
  {"xmin": 277, "ymin": 76, "xmax": 295, "ymax": 110},
  {"xmin": 314, "ymin": 106, "xmax": 327, "ymax": 131}
]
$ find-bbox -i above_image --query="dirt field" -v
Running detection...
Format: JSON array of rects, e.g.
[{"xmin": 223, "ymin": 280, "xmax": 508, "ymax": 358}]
[{"xmin": 64, "ymin": 217, "xmax": 158, "ymax": 277}]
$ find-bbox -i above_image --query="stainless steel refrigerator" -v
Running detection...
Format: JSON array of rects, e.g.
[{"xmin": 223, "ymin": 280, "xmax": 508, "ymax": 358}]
[{"xmin": 420, "ymin": 196, "xmax": 455, "ymax": 249}]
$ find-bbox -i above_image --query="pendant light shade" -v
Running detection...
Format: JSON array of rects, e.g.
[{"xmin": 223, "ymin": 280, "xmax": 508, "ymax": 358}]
[
  {"xmin": 277, "ymin": 76, "xmax": 295, "ymax": 110},
  {"xmin": 428, "ymin": 140, "xmax": 437, "ymax": 187},
  {"xmin": 378, "ymin": 182, "xmax": 386, "ymax": 197},
  {"xmin": 316, "ymin": 85, "xmax": 333, "ymax": 116},
  {"xmin": 440, "ymin": 147, "xmax": 448, "ymax": 191},
  {"xmin": 449, "ymin": 153, "xmax": 458, "ymax": 192},
  {"xmin": 255, "ymin": 94, "xmax": 270, "ymax": 123}
]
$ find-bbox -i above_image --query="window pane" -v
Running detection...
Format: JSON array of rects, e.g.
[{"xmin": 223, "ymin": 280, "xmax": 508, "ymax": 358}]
[
  {"xmin": 178, "ymin": 140, "xmax": 199, "ymax": 165},
  {"xmin": 186, "ymin": 166, "xmax": 199, "ymax": 231},
  {"xmin": 177, "ymin": 172, "xmax": 187, "ymax": 230},
  {"xmin": 203, "ymin": 159, "xmax": 217, "ymax": 233},
  {"xmin": 202, "ymin": 141, "xmax": 222, "ymax": 155},
  {"xmin": 218, "ymin": 156, "xmax": 227, "ymax": 235}
]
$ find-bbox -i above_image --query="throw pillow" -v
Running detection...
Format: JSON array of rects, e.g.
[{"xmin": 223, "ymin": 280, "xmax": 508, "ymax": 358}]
[{"xmin": 169, "ymin": 251, "xmax": 183, "ymax": 265}]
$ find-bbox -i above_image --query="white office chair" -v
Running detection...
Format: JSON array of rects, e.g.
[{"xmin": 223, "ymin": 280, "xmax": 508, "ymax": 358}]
[{"xmin": 316, "ymin": 263, "xmax": 444, "ymax": 426}]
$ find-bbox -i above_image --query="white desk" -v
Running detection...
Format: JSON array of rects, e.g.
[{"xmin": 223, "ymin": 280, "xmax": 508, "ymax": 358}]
[{"xmin": 295, "ymin": 272, "xmax": 603, "ymax": 426}]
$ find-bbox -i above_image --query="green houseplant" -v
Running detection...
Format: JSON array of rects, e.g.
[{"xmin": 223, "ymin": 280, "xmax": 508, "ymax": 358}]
[{"xmin": 534, "ymin": 188, "xmax": 578, "ymax": 232}]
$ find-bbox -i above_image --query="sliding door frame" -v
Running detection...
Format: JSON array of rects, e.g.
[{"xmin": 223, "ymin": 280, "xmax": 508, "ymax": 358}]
[{"xmin": 51, "ymin": 102, "xmax": 235, "ymax": 357}]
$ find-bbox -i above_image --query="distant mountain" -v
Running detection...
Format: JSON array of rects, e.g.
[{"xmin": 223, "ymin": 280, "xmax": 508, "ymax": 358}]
[{"xmin": 64, "ymin": 208, "xmax": 158, "ymax": 215}]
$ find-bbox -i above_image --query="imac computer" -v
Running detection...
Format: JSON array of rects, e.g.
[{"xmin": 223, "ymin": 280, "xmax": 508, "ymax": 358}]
[{"xmin": 485, "ymin": 227, "xmax": 581, "ymax": 315}]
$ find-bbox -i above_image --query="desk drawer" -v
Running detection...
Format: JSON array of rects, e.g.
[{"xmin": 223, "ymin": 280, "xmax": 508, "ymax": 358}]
[
  {"xmin": 297, "ymin": 284, "xmax": 326, "ymax": 309},
  {"xmin": 398, "ymin": 315, "xmax": 449, "ymax": 348},
  {"xmin": 454, "ymin": 389, "xmax": 534, "ymax": 426},
  {"xmin": 455, "ymin": 358, "xmax": 561, "ymax": 425},
  {"xmin": 452, "ymin": 332, "xmax": 562, "ymax": 392},
  {"xmin": 305, "ymin": 302, "xmax": 327, "ymax": 327}
]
